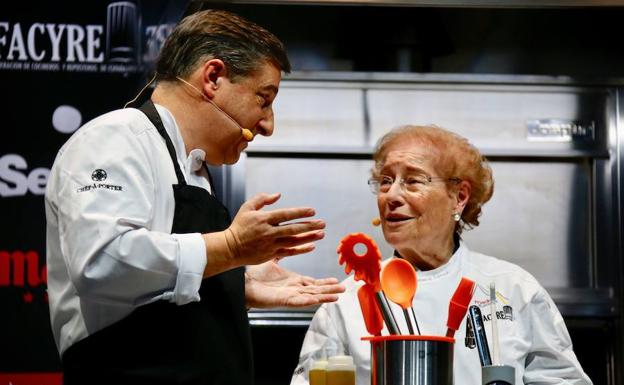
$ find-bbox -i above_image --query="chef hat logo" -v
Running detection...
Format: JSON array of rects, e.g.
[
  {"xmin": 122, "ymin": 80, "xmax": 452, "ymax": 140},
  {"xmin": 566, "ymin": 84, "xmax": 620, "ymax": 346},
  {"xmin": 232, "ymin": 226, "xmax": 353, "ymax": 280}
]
[
  {"xmin": 503, "ymin": 305, "xmax": 513, "ymax": 321},
  {"xmin": 106, "ymin": 2, "xmax": 139, "ymax": 63},
  {"xmin": 92, "ymin": 169, "xmax": 108, "ymax": 182}
]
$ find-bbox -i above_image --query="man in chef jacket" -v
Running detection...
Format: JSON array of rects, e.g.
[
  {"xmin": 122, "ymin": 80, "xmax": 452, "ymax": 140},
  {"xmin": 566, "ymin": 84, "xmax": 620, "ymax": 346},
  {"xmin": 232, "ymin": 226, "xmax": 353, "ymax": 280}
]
[{"xmin": 45, "ymin": 9, "xmax": 344, "ymax": 385}]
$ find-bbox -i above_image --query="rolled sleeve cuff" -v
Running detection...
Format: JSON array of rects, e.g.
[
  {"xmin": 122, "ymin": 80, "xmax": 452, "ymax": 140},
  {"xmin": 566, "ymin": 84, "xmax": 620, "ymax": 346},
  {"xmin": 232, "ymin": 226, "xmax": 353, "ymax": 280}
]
[{"xmin": 167, "ymin": 233, "xmax": 206, "ymax": 305}]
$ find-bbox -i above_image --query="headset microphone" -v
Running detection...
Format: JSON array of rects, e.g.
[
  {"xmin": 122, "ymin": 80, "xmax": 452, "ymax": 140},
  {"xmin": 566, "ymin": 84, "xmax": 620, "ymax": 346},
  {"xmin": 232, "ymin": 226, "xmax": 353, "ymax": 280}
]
[
  {"xmin": 176, "ymin": 76, "xmax": 254, "ymax": 141},
  {"xmin": 241, "ymin": 128, "xmax": 253, "ymax": 141}
]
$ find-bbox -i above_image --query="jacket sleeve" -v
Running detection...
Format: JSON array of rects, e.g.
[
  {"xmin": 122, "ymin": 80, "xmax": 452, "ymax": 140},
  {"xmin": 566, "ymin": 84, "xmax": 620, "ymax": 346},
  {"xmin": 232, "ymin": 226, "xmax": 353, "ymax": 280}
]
[
  {"xmin": 523, "ymin": 288, "xmax": 593, "ymax": 385},
  {"xmin": 290, "ymin": 304, "xmax": 347, "ymax": 385},
  {"xmin": 48, "ymin": 117, "xmax": 206, "ymax": 307}
]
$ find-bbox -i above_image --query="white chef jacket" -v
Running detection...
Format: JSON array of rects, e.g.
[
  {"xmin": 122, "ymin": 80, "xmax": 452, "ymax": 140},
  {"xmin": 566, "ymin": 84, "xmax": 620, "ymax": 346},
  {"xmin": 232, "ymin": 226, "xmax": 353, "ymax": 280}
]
[
  {"xmin": 291, "ymin": 242, "xmax": 592, "ymax": 385},
  {"xmin": 45, "ymin": 104, "xmax": 211, "ymax": 354}
]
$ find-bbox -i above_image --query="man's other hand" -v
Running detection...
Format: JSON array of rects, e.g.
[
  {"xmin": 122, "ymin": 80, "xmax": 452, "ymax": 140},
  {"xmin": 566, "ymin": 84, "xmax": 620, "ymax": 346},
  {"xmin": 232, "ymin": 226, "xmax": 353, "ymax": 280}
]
[{"xmin": 244, "ymin": 259, "xmax": 346, "ymax": 309}]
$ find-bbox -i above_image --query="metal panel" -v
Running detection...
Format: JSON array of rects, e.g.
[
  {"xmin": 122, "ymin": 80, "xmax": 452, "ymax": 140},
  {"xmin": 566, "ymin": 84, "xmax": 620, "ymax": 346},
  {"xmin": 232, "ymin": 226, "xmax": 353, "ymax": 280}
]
[
  {"xmin": 261, "ymin": 87, "xmax": 366, "ymax": 146},
  {"xmin": 461, "ymin": 160, "xmax": 591, "ymax": 288},
  {"xmin": 367, "ymin": 87, "xmax": 607, "ymax": 154}
]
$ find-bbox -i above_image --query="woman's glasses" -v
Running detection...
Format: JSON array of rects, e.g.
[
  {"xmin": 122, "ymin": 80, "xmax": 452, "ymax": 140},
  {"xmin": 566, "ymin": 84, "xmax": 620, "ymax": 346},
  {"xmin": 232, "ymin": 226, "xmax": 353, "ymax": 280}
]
[{"xmin": 368, "ymin": 175, "xmax": 461, "ymax": 195}]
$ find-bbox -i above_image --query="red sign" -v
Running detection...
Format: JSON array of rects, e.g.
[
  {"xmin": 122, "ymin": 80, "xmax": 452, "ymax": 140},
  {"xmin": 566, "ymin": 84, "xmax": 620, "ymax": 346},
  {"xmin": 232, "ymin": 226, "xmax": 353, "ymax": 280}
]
[
  {"xmin": 0, "ymin": 250, "xmax": 47, "ymax": 287},
  {"xmin": 0, "ymin": 373, "xmax": 62, "ymax": 385}
]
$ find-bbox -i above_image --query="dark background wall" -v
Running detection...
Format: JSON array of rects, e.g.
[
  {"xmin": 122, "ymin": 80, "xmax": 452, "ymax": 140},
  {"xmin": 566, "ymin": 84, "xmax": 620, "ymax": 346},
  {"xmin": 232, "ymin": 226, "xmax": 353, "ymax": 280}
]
[
  {"xmin": 193, "ymin": 2, "xmax": 624, "ymax": 78},
  {"xmin": 0, "ymin": 1, "xmax": 185, "ymax": 383}
]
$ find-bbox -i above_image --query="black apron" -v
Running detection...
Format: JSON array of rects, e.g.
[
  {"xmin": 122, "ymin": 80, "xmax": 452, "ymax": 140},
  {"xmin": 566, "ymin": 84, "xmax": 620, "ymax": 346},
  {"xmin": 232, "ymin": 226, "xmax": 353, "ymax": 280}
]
[{"xmin": 62, "ymin": 100, "xmax": 253, "ymax": 385}]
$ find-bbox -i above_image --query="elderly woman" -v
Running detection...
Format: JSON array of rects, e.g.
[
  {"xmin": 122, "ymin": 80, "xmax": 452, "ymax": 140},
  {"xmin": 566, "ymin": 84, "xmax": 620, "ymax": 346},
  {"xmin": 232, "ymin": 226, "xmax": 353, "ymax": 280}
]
[{"xmin": 291, "ymin": 125, "xmax": 592, "ymax": 385}]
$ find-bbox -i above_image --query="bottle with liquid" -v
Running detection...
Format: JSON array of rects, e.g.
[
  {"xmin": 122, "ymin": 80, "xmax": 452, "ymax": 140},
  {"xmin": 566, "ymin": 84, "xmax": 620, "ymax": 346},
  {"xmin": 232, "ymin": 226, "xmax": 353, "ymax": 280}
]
[
  {"xmin": 309, "ymin": 359, "xmax": 328, "ymax": 385},
  {"xmin": 326, "ymin": 355, "xmax": 355, "ymax": 385}
]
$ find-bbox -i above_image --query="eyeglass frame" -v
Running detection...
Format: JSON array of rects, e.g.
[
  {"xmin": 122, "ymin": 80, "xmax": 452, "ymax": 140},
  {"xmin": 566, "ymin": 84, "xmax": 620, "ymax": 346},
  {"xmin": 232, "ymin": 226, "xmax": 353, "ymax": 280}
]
[{"xmin": 367, "ymin": 174, "xmax": 462, "ymax": 195}]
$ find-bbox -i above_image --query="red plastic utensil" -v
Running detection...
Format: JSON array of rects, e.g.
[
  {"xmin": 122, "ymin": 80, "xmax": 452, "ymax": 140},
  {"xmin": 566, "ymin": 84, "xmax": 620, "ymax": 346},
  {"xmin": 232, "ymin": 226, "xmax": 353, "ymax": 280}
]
[
  {"xmin": 446, "ymin": 277, "xmax": 476, "ymax": 338},
  {"xmin": 380, "ymin": 258, "xmax": 421, "ymax": 335},
  {"xmin": 337, "ymin": 233, "xmax": 401, "ymax": 335},
  {"xmin": 358, "ymin": 284, "xmax": 384, "ymax": 336},
  {"xmin": 337, "ymin": 232, "xmax": 382, "ymax": 289}
]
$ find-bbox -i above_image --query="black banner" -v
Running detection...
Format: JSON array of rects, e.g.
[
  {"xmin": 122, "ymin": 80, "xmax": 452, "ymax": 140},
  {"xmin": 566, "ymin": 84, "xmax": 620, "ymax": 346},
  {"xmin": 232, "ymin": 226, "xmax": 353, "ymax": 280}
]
[{"xmin": 0, "ymin": 1, "xmax": 186, "ymax": 383}]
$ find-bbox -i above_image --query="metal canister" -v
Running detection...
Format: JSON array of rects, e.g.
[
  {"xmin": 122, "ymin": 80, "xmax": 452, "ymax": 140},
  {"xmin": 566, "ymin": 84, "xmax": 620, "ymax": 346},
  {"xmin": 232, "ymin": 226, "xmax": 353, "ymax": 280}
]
[{"xmin": 364, "ymin": 335, "xmax": 454, "ymax": 385}]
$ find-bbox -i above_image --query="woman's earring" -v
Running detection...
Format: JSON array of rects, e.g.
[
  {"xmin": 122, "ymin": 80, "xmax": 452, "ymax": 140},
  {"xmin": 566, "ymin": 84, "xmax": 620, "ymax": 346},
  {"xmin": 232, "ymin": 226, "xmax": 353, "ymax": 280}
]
[{"xmin": 452, "ymin": 212, "xmax": 461, "ymax": 222}]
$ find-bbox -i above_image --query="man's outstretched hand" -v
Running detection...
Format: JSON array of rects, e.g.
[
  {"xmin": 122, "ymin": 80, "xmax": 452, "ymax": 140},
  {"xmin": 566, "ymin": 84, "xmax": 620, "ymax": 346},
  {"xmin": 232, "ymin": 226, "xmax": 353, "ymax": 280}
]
[
  {"xmin": 203, "ymin": 193, "xmax": 326, "ymax": 278},
  {"xmin": 244, "ymin": 259, "xmax": 346, "ymax": 309}
]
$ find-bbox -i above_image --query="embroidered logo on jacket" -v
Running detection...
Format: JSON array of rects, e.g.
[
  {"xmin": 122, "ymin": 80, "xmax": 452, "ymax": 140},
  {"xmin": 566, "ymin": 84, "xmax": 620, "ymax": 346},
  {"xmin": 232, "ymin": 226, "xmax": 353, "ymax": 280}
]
[
  {"xmin": 91, "ymin": 169, "xmax": 107, "ymax": 181},
  {"xmin": 76, "ymin": 169, "xmax": 123, "ymax": 193},
  {"xmin": 473, "ymin": 284, "xmax": 514, "ymax": 322}
]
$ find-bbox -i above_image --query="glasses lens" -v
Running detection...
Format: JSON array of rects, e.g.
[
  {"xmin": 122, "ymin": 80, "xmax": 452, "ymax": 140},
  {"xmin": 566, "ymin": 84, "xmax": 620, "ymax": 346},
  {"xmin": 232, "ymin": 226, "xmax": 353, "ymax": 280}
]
[
  {"xmin": 403, "ymin": 175, "xmax": 429, "ymax": 192},
  {"xmin": 378, "ymin": 176, "xmax": 394, "ymax": 193},
  {"xmin": 368, "ymin": 179, "xmax": 378, "ymax": 194}
]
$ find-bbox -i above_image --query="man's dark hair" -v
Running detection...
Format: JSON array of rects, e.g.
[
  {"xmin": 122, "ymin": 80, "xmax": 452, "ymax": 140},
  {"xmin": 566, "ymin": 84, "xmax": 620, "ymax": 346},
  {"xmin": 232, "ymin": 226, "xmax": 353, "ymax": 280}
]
[{"xmin": 156, "ymin": 9, "xmax": 291, "ymax": 82}]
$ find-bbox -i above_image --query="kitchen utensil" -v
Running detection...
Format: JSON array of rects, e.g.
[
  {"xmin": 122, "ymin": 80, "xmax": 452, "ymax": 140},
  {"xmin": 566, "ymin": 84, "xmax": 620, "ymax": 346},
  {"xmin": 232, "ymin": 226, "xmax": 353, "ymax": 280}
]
[
  {"xmin": 376, "ymin": 293, "xmax": 401, "ymax": 335},
  {"xmin": 337, "ymin": 233, "xmax": 401, "ymax": 335},
  {"xmin": 468, "ymin": 305, "xmax": 492, "ymax": 367},
  {"xmin": 337, "ymin": 232, "xmax": 381, "ymax": 285},
  {"xmin": 490, "ymin": 282, "xmax": 501, "ymax": 365},
  {"xmin": 358, "ymin": 284, "xmax": 384, "ymax": 336},
  {"xmin": 446, "ymin": 277, "xmax": 476, "ymax": 338},
  {"xmin": 380, "ymin": 258, "xmax": 421, "ymax": 335}
]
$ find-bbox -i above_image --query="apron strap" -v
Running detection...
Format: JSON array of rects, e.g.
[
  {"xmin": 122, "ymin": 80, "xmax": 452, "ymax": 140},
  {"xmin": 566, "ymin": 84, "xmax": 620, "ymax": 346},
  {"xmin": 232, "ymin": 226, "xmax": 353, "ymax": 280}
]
[
  {"xmin": 204, "ymin": 164, "xmax": 217, "ymax": 197},
  {"xmin": 138, "ymin": 100, "xmax": 187, "ymax": 186}
]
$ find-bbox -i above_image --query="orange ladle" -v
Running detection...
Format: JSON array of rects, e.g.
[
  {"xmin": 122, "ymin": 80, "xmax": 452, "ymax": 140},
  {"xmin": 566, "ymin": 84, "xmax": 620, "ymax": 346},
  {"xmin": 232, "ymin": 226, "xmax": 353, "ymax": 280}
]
[{"xmin": 380, "ymin": 258, "xmax": 421, "ymax": 335}]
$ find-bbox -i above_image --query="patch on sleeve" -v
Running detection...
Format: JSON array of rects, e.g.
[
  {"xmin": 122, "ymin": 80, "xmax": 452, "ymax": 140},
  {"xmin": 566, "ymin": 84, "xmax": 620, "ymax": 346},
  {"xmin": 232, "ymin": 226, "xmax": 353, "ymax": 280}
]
[{"xmin": 76, "ymin": 168, "xmax": 123, "ymax": 193}]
